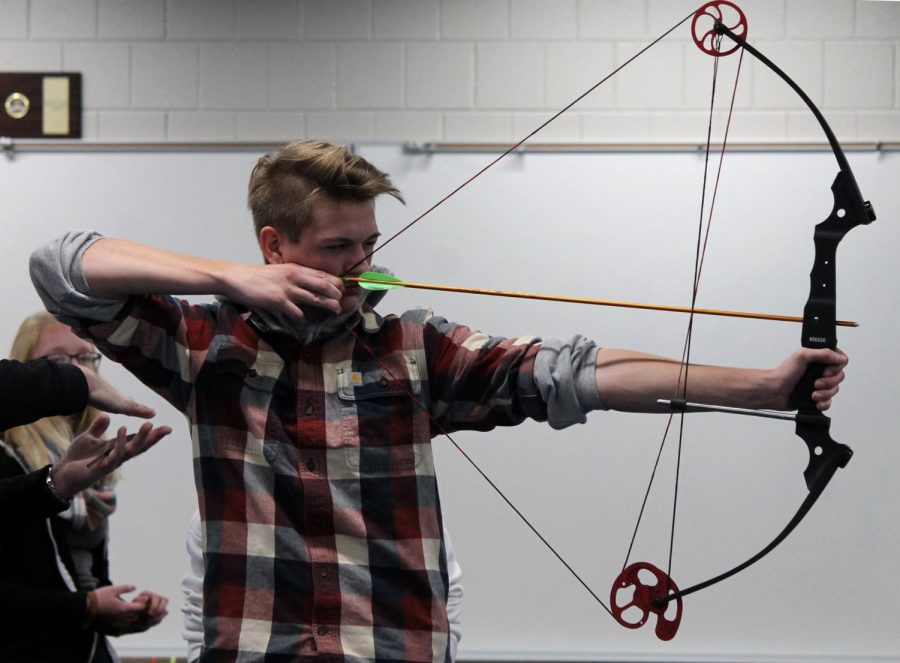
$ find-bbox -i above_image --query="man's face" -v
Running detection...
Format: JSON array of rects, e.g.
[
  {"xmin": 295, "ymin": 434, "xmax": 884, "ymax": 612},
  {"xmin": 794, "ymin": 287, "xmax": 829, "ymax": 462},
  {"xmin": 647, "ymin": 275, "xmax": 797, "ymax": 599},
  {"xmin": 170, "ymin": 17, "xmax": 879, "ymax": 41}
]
[{"xmin": 276, "ymin": 197, "xmax": 380, "ymax": 313}]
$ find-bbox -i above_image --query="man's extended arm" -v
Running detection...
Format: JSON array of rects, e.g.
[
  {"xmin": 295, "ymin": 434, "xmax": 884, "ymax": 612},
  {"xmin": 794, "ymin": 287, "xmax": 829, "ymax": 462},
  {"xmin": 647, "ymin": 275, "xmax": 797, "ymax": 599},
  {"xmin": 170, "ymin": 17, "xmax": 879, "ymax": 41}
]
[{"xmin": 594, "ymin": 346, "xmax": 846, "ymax": 413}]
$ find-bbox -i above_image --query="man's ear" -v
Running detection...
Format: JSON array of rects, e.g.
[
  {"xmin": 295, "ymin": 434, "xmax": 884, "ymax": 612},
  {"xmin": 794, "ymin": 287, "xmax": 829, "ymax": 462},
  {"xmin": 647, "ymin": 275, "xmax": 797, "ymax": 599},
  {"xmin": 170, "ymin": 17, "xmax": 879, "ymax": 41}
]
[{"xmin": 259, "ymin": 226, "xmax": 284, "ymax": 264}]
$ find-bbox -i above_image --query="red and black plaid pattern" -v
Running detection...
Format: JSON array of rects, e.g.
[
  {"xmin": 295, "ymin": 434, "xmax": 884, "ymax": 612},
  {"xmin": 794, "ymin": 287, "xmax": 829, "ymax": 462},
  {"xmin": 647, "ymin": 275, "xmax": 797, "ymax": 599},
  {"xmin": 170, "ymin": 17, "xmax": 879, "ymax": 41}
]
[{"xmin": 79, "ymin": 296, "xmax": 543, "ymax": 663}]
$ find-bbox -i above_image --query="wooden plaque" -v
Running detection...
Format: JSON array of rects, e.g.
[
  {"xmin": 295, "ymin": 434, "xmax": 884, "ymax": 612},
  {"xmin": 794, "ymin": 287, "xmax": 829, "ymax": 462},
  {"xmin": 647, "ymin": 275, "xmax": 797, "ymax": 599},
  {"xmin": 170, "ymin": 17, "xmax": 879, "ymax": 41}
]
[{"xmin": 0, "ymin": 72, "xmax": 82, "ymax": 138}]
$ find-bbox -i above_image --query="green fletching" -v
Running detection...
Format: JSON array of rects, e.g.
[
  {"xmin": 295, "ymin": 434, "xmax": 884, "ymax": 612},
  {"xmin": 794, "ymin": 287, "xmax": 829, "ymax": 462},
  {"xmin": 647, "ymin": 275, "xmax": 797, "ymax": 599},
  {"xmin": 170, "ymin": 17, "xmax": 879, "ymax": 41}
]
[{"xmin": 352, "ymin": 271, "xmax": 405, "ymax": 291}]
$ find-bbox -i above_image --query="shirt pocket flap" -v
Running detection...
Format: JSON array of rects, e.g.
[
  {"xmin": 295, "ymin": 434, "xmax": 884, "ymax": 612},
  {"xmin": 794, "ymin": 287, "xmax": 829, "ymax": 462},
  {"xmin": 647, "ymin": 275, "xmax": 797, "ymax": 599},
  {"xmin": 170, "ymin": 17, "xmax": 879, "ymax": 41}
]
[{"xmin": 336, "ymin": 353, "xmax": 422, "ymax": 400}]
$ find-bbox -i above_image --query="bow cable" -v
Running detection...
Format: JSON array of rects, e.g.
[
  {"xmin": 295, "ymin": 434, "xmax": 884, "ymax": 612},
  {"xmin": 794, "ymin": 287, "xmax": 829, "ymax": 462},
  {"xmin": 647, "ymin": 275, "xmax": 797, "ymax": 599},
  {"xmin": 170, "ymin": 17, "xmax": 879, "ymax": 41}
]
[
  {"xmin": 620, "ymin": 34, "xmax": 746, "ymax": 582},
  {"xmin": 338, "ymin": 8, "xmax": 704, "ymax": 622}
]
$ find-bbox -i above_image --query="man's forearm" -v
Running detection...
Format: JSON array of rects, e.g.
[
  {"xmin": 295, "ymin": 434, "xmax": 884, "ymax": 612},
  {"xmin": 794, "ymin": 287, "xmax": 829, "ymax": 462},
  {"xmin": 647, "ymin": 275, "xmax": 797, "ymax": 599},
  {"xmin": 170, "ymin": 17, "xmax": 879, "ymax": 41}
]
[
  {"xmin": 595, "ymin": 346, "xmax": 846, "ymax": 414},
  {"xmin": 82, "ymin": 238, "xmax": 239, "ymax": 299},
  {"xmin": 594, "ymin": 348, "xmax": 771, "ymax": 413}
]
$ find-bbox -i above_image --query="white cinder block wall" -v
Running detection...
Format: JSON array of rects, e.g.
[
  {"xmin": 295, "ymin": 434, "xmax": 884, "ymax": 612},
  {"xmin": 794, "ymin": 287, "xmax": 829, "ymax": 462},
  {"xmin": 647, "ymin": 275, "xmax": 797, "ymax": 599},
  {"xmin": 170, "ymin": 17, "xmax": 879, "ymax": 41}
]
[{"xmin": 0, "ymin": 0, "xmax": 898, "ymax": 144}]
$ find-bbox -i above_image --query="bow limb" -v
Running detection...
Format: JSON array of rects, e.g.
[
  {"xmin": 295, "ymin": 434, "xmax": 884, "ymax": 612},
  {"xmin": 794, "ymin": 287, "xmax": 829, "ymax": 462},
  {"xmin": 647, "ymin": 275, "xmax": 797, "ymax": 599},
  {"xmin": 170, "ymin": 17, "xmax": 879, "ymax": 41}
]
[{"xmin": 652, "ymin": 9, "xmax": 875, "ymax": 608}]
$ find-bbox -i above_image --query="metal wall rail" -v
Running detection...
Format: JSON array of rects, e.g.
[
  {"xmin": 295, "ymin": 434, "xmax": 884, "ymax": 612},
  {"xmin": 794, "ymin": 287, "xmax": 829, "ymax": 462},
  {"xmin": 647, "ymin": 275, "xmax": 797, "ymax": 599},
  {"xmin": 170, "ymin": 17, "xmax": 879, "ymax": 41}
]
[
  {"xmin": 402, "ymin": 141, "xmax": 900, "ymax": 155},
  {"xmin": 2, "ymin": 139, "xmax": 899, "ymax": 158},
  {"xmin": 0, "ymin": 140, "xmax": 284, "ymax": 158}
]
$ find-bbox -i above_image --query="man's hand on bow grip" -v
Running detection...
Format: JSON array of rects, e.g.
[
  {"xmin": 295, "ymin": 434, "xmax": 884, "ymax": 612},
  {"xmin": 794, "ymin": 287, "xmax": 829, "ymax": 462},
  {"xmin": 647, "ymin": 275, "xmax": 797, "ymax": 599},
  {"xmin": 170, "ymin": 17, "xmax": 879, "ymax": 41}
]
[
  {"xmin": 222, "ymin": 263, "xmax": 344, "ymax": 325},
  {"xmin": 770, "ymin": 347, "xmax": 848, "ymax": 411}
]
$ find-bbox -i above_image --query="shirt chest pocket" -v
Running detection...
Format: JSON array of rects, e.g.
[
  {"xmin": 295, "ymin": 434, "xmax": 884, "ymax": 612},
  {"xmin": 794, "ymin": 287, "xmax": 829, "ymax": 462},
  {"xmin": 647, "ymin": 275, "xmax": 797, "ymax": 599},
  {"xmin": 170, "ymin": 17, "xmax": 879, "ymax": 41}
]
[
  {"xmin": 334, "ymin": 353, "xmax": 427, "ymax": 473},
  {"xmin": 208, "ymin": 353, "xmax": 286, "ymax": 461}
]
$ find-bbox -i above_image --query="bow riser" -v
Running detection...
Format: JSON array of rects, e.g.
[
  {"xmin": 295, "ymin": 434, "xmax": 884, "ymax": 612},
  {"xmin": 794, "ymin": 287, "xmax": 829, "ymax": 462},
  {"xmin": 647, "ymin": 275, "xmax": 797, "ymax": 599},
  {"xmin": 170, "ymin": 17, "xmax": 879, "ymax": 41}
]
[
  {"xmin": 792, "ymin": 169, "xmax": 872, "ymax": 492},
  {"xmin": 792, "ymin": 171, "xmax": 875, "ymax": 402},
  {"xmin": 806, "ymin": 173, "xmax": 876, "ymax": 332}
]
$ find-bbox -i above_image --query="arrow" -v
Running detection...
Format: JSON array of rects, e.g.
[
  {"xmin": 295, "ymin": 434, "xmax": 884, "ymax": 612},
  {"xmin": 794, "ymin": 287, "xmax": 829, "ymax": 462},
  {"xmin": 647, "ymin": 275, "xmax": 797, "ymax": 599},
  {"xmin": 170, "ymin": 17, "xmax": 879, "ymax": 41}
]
[{"xmin": 344, "ymin": 271, "xmax": 858, "ymax": 327}]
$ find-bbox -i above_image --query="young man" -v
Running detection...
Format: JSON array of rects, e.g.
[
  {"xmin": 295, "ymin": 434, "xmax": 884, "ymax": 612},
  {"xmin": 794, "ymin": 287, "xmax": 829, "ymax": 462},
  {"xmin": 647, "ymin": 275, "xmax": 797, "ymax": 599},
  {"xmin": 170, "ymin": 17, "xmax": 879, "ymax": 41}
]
[{"xmin": 30, "ymin": 140, "xmax": 846, "ymax": 663}]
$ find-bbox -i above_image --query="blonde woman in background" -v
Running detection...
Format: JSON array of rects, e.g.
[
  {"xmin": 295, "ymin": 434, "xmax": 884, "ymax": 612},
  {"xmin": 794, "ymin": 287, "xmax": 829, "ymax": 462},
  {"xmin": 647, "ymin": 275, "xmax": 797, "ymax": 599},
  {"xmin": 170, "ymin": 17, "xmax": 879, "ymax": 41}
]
[{"xmin": 0, "ymin": 312, "xmax": 169, "ymax": 663}]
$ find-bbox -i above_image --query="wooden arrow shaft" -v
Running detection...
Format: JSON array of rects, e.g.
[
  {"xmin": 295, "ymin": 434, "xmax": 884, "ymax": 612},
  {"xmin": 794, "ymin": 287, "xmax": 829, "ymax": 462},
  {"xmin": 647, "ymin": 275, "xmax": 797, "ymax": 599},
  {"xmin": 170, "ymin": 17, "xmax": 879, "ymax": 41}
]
[{"xmin": 345, "ymin": 276, "xmax": 858, "ymax": 327}]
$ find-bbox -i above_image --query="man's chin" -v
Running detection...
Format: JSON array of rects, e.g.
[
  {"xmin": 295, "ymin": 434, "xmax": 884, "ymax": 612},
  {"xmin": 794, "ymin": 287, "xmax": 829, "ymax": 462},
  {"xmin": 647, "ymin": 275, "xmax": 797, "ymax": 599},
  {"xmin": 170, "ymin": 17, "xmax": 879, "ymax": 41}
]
[
  {"xmin": 301, "ymin": 297, "xmax": 359, "ymax": 323},
  {"xmin": 302, "ymin": 307, "xmax": 333, "ymax": 324}
]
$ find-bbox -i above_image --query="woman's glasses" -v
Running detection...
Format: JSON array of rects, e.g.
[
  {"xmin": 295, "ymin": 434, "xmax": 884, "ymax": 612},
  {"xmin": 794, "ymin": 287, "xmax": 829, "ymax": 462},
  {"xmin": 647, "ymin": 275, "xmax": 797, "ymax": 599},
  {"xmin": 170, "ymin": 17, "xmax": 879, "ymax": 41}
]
[{"xmin": 40, "ymin": 352, "xmax": 102, "ymax": 370}]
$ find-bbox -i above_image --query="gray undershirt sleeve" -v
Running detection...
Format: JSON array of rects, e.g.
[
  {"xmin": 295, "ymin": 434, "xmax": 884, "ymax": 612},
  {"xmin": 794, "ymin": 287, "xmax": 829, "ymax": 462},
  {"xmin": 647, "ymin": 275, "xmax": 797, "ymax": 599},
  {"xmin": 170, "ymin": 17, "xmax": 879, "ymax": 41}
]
[
  {"xmin": 532, "ymin": 335, "xmax": 607, "ymax": 429},
  {"xmin": 29, "ymin": 230, "xmax": 127, "ymax": 325}
]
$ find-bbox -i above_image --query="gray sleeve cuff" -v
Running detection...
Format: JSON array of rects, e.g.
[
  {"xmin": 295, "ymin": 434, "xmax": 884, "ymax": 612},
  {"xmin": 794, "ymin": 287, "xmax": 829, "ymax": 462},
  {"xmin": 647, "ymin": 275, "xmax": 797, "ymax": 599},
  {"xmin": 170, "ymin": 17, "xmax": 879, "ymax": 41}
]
[
  {"xmin": 532, "ymin": 335, "xmax": 606, "ymax": 429},
  {"xmin": 29, "ymin": 230, "xmax": 128, "ymax": 325}
]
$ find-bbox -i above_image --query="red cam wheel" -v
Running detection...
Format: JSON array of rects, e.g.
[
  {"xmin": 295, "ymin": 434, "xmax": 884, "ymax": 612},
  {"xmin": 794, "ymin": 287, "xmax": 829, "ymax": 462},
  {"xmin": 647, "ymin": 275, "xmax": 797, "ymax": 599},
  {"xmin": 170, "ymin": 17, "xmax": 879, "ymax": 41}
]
[
  {"xmin": 691, "ymin": 0, "xmax": 748, "ymax": 57},
  {"xmin": 610, "ymin": 561, "xmax": 683, "ymax": 641}
]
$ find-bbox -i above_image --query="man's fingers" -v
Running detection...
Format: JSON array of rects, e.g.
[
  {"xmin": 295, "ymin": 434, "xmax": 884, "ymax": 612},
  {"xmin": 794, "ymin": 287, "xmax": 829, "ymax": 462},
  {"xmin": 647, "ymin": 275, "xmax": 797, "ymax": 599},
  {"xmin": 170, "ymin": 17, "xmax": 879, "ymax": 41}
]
[
  {"xmin": 279, "ymin": 300, "xmax": 308, "ymax": 328},
  {"xmin": 807, "ymin": 347, "xmax": 848, "ymax": 367},
  {"xmin": 291, "ymin": 266, "xmax": 344, "ymax": 295},
  {"xmin": 287, "ymin": 267, "xmax": 344, "ymax": 311},
  {"xmin": 292, "ymin": 290, "xmax": 341, "ymax": 314},
  {"xmin": 815, "ymin": 371, "xmax": 845, "ymax": 389},
  {"xmin": 287, "ymin": 274, "xmax": 343, "ymax": 311}
]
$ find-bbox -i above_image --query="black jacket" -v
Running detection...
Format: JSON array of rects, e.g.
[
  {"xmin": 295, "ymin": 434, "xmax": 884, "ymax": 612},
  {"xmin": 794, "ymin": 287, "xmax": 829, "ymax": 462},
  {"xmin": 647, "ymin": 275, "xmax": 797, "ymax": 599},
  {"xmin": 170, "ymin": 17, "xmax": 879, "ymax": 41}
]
[
  {"xmin": 0, "ymin": 358, "xmax": 109, "ymax": 661},
  {"xmin": 0, "ymin": 359, "xmax": 88, "ymax": 528}
]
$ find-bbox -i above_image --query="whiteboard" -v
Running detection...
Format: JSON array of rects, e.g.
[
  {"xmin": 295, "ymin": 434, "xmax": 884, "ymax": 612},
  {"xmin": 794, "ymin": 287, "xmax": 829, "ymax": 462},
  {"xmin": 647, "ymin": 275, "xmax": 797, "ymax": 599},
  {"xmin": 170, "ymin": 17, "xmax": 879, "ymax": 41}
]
[{"xmin": 1, "ymin": 145, "xmax": 897, "ymax": 662}]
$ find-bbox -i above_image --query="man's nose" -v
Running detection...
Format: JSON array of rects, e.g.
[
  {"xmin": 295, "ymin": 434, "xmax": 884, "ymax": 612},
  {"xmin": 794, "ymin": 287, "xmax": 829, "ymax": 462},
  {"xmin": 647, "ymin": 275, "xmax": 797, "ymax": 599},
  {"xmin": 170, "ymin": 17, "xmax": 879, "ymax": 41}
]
[{"xmin": 346, "ymin": 245, "xmax": 371, "ymax": 274}]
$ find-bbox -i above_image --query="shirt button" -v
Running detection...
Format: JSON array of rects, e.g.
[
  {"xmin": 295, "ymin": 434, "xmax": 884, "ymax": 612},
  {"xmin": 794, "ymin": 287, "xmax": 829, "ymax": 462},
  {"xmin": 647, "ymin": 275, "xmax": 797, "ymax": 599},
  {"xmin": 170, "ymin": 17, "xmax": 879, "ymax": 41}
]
[
  {"xmin": 320, "ymin": 568, "xmax": 329, "ymax": 578},
  {"xmin": 317, "ymin": 625, "xmax": 328, "ymax": 636},
  {"xmin": 305, "ymin": 459, "xmax": 316, "ymax": 472},
  {"xmin": 304, "ymin": 403, "xmax": 315, "ymax": 415}
]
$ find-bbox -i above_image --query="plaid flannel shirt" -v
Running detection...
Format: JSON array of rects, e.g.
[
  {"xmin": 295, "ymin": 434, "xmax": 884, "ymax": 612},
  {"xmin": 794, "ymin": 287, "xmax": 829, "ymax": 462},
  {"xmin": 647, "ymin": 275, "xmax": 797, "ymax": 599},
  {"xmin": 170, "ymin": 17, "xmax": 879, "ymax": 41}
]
[
  {"xmin": 76, "ymin": 293, "xmax": 550, "ymax": 663},
  {"xmin": 32, "ymin": 230, "xmax": 603, "ymax": 663}
]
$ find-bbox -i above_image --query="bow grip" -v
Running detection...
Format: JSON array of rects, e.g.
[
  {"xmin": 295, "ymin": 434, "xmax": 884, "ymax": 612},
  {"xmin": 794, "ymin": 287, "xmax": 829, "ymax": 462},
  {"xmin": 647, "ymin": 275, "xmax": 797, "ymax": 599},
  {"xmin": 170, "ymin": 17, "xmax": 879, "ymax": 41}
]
[
  {"xmin": 787, "ymin": 361, "xmax": 823, "ymax": 413},
  {"xmin": 788, "ymin": 293, "xmax": 835, "ymax": 412}
]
